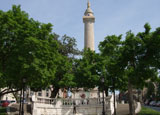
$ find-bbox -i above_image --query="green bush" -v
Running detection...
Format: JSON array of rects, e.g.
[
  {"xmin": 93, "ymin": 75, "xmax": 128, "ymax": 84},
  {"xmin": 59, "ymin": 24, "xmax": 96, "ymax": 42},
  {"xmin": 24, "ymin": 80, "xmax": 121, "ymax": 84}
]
[{"xmin": 0, "ymin": 107, "xmax": 6, "ymax": 115}]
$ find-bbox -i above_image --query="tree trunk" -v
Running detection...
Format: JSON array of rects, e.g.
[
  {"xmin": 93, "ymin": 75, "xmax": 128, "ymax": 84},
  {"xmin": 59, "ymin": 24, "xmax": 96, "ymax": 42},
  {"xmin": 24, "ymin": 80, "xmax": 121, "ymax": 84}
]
[
  {"xmin": 50, "ymin": 87, "xmax": 60, "ymax": 98},
  {"xmin": 139, "ymin": 90, "xmax": 143, "ymax": 104},
  {"xmin": 0, "ymin": 89, "xmax": 1, "ymax": 100},
  {"xmin": 0, "ymin": 89, "xmax": 20, "ymax": 99},
  {"xmin": 105, "ymin": 88, "xmax": 108, "ymax": 97},
  {"xmin": 128, "ymin": 80, "xmax": 135, "ymax": 115},
  {"xmin": 12, "ymin": 92, "xmax": 19, "ymax": 102}
]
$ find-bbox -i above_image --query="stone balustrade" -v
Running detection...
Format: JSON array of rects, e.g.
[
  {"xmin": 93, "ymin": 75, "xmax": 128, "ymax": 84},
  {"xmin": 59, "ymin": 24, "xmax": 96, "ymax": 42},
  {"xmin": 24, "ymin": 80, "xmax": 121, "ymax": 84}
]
[{"xmin": 32, "ymin": 96, "xmax": 115, "ymax": 115}]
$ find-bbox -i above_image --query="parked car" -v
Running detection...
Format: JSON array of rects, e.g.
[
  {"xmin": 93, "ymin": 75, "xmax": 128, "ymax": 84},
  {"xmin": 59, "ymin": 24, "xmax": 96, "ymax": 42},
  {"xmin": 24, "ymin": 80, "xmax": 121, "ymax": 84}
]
[
  {"xmin": 1, "ymin": 100, "xmax": 10, "ymax": 107},
  {"xmin": 149, "ymin": 101, "xmax": 156, "ymax": 106},
  {"xmin": 152, "ymin": 101, "xmax": 157, "ymax": 106},
  {"xmin": 10, "ymin": 100, "xmax": 16, "ymax": 104},
  {"xmin": 144, "ymin": 99, "xmax": 152, "ymax": 105},
  {"xmin": 0, "ymin": 100, "xmax": 6, "ymax": 107},
  {"xmin": 156, "ymin": 101, "xmax": 160, "ymax": 107}
]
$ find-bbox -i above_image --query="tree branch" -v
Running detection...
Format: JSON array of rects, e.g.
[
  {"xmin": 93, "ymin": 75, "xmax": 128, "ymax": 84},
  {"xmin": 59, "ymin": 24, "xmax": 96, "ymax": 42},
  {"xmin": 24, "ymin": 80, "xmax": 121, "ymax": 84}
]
[{"xmin": 0, "ymin": 88, "xmax": 20, "ymax": 97}]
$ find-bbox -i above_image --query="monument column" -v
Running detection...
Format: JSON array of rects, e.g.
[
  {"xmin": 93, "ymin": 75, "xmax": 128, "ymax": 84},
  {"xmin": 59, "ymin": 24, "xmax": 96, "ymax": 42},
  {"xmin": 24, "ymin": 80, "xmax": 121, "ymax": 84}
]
[{"xmin": 83, "ymin": 1, "xmax": 95, "ymax": 51}]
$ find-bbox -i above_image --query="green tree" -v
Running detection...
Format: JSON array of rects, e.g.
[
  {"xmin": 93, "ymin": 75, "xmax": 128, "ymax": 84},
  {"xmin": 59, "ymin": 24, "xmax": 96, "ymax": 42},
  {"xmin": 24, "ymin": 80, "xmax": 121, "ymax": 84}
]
[
  {"xmin": 74, "ymin": 49, "xmax": 100, "ymax": 89},
  {"xmin": 146, "ymin": 82, "xmax": 156, "ymax": 99},
  {"xmin": 50, "ymin": 35, "xmax": 80, "ymax": 98},
  {"xmin": 56, "ymin": 34, "xmax": 80, "ymax": 58},
  {"xmin": 121, "ymin": 24, "xmax": 159, "ymax": 115},
  {"xmin": 74, "ymin": 36, "xmax": 127, "ymax": 96},
  {"xmin": 99, "ymin": 23, "xmax": 160, "ymax": 115},
  {"xmin": 0, "ymin": 5, "xmax": 59, "ymax": 97},
  {"xmin": 99, "ymin": 35, "xmax": 128, "ymax": 95},
  {"xmin": 50, "ymin": 55, "xmax": 76, "ymax": 98}
]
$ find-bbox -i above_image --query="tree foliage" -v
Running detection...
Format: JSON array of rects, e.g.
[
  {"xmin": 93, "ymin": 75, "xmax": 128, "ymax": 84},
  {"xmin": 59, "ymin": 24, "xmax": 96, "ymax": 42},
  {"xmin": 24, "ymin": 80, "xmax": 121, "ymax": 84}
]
[
  {"xmin": 50, "ymin": 34, "xmax": 80, "ymax": 97},
  {"xmin": 1, "ymin": 7, "xmax": 160, "ymax": 115},
  {"xmin": 0, "ymin": 5, "xmax": 59, "ymax": 95},
  {"xmin": 74, "ymin": 49, "xmax": 100, "ymax": 89},
  {"xmin": 99, "ymin": 35, "xmax": 128, "ymax": 91},
  {"xmin": 0, "ymin": 5, "xmax": 81, "ymax": 98},
  {"xmin": 98, "ymin": 23, "xmax": 160, "ymax": 115}
]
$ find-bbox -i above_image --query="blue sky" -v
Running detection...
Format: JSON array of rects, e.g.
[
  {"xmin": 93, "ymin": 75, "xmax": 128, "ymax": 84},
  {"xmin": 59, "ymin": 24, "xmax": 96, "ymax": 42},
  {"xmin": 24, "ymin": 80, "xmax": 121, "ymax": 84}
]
[{"xmin": 0, "ymin": 0, "xmax": 160, "ymax": 52}]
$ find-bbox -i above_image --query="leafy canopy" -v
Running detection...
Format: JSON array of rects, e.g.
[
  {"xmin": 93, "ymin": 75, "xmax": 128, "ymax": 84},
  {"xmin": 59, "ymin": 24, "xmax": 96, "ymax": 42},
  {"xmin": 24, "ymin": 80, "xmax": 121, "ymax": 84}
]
[{"xmin": 0, "ymin": 5, "xmax": 59, "ymax": 91}]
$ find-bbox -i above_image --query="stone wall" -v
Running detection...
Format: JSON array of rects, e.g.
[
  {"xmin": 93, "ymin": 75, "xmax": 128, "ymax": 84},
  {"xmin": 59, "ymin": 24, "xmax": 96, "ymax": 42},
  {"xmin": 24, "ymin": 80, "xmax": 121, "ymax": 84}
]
[{"xmin": 33, "ymin": 103, "xmax": 102, "ymax": 115}]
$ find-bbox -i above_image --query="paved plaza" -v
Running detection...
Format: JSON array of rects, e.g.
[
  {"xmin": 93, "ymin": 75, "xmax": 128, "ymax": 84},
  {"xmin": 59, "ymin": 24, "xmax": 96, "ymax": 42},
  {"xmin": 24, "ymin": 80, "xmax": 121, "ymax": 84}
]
[{"xmin": 117, "ymin": 104, "xmax": 129, "ymax": 115}]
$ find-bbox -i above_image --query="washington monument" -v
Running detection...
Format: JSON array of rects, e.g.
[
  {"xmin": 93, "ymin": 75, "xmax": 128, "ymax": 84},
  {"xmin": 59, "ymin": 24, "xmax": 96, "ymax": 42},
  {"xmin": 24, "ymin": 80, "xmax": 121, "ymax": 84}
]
[{"xmin": 83, "ymin": 1, "xmax": 95, "ymax": 50}]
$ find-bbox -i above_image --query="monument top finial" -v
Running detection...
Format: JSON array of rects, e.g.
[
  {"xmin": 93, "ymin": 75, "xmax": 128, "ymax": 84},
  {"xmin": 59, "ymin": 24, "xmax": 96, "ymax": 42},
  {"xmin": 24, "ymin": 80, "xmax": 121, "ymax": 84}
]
[{"xmin": 87, "ymin": 0, "xmax": 91, "ymax": 8}]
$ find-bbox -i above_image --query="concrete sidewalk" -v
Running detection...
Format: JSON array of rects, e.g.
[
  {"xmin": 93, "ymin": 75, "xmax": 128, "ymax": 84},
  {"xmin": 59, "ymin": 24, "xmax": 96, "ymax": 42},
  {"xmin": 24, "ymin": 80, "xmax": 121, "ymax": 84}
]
[{"xmin": 116, "ymin": 104, "xmax": 129, "ymax": 115}]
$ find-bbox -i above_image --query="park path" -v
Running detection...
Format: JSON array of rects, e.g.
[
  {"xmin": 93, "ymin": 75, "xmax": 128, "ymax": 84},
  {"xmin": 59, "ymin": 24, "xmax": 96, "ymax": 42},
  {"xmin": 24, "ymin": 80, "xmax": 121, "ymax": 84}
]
[{"xmin": 117, "ymin": 104, "xmax": 129, "ymax": 115}]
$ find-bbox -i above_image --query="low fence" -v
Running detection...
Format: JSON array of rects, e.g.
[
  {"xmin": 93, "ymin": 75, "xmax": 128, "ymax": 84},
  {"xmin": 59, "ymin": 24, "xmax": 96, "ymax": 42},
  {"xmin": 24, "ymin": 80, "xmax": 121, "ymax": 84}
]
[{"xmin": 32, "ymin": 96, "xmax": 114, "ymax": 115}]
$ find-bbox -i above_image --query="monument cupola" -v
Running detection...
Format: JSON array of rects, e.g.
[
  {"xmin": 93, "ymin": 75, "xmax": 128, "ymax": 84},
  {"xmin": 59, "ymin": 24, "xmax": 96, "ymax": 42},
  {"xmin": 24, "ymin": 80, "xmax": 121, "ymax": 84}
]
[{"xmin": 84, "ymin": 2, "xmax": 94, "ymax": 16}]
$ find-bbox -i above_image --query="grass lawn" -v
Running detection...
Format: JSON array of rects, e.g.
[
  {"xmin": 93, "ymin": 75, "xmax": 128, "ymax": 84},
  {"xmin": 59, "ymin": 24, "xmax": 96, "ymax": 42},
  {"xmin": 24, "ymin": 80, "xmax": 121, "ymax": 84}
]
[
  {"xmin": 138, "ymin": 107, "xmax": 160, "ymax": 115},
  {"xmin": 0, "ymin": 107, "xmax": 7, "ymax": 115}
]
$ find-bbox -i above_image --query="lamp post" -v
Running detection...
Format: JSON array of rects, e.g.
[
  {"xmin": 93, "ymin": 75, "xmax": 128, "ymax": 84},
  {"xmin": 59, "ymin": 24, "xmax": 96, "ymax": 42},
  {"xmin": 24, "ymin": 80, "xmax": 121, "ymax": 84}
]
[
  {"xmin": 101, "ymin": 76, "xmax": 105, "ymax": 115},
  {"xmin": 22, "ymin": 78, "xmax": 26, "ymax": 115},
  {"xmin": 19, "ymin": 88, "xmax": 22, "ymax": 115},
  {"xmin": 138, "ymin": 89, "xmax": 141, "ymax": 102},
  {"xmin": 112, "ymin": 77, "xmax": 116, "ymax": 115}
]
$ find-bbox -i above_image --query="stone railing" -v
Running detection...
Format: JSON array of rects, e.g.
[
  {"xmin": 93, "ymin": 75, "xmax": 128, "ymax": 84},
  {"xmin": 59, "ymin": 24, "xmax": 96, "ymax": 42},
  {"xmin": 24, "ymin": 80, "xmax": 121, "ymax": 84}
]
[
  {"xmin": 32, "ymin": 96, "xmax": 114, "ymax": 115},
  {"xmin": 36, "ymin": 97, "xmax": 110, "ymax": 106}
]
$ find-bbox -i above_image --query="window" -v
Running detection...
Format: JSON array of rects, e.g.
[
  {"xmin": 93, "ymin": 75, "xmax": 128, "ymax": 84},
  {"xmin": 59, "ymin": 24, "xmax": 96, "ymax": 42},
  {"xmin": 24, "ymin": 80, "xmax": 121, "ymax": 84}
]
[
  {"xmin": 38, "ymin": 91, "xmax": 42, "ymax": 96},
  {"xmin": 46, "ymin": 88, "xmax": 49, "ymax": 91},
  {"xmin": 46, "ymin": 92, "xmax": 49, "ymax": 97},
  {"xmin": 30, "ymin": 91, "xmax": 34, "ymax": 96},
  {"xmin": 46, "ymin": 88, "xmax": 49, "ymax": 97}
]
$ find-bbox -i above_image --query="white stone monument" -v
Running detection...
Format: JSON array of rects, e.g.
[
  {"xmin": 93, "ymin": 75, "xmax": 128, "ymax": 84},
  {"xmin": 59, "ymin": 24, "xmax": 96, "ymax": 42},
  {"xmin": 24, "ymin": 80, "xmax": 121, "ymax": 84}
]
[{"xmin": 83, "ymin": 1, "xmax": 95, "ymax": 51}]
